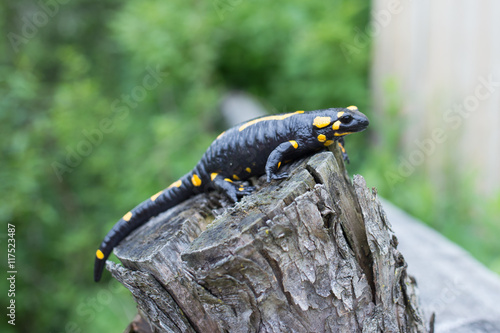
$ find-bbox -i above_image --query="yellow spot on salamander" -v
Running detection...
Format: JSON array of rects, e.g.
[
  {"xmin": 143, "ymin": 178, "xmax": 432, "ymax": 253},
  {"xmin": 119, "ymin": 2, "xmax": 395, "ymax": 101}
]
[
  {"xmin": 233, "ymin": 174, "xmax": 240, "ymax": 180},
  {"xmin": 245, "ymin": 167, "xmax": 251, "ymax": 173},
  {"xmin": 334, "ymin": 132, "xmax": 352, "ymax": 137},
  {"xmin": 224, "ymin": 178, "xmax": 233, "ymax": 183},
  {"xmin": 324, "ymin": 140, "xmax": 334, "ymax": 146},
  {"xmin": 211, "ymin": 173, "xmax": 218, "ymax": 181},
  {"xmin": 168, "ymin": 180, "xmax": 182, "ymax": 188},
  {"xmin": 289, "ymin": 140, "xmax": 298, "ymax": 149},
  {"xmin": 317, "ymin": 134, "xmax": 326, "ymax": 142},
  {"xmin": 332, "ymin": 120, "xmax": 341, "ymax": 131},
  {"xmin": 123, "ymin": 211, "xmax": 132, "ymax": 221},
  {"xmin": 192, "ymin": 174, "xmax": 202, "ymax": 186},
  {"xmin": 313, "ymin": 116, "xmax": 331, "ymax": 128},
  {"xmin": 347, "ymin": 105, "xmax": 358, "ymax": 110},
  {"xmin": 150, "ymin": 191, "xmax": 163, "ymax": 201},
  {"xmin": 278, "ymin": 162, "xmax": 282, "ymax": 169},
  {"xmin": 96, "ymin": 249, "xmax": 104, "ymax": 260},
  {"xmin": 217, "ymin": 131, "xmax": 225, "ymax": 139},
  {"xmin": 338, "ymin": 142, "xmax": 346, "ymax": 153},
  {"xmin": 336, "ymin": 112, "xmax": 344, "ymax": 119},
  {"xmin": 238, "ymin": 187, "xmax": 244, "ymax": 192},
  {"xmin": 239, "ymin": 111, "xmax": 304, "ymax": 132}
]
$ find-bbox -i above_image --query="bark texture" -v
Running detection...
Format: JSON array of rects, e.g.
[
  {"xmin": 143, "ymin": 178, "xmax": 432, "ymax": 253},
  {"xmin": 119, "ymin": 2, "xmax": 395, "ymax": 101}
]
[{"xmin": 107, "ymin": 148, "xmax": 428, "ymax": 333}]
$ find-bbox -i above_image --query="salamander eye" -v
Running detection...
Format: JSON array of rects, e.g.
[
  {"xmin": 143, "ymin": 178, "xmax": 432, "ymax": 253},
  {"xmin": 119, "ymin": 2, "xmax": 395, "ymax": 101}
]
[{"xmin": 340, "ymin": 114, "xmax": 353, "ymax": 124}]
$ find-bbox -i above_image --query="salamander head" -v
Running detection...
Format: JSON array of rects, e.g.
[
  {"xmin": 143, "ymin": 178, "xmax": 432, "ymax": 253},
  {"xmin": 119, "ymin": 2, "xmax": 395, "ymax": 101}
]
[
  {"xmin": 312, "ymin": 106, "xmax": 369, "ymax": 138},
  {"xmin": 333, "ymin": 105, "xmax": 369, "ymax": 135}
]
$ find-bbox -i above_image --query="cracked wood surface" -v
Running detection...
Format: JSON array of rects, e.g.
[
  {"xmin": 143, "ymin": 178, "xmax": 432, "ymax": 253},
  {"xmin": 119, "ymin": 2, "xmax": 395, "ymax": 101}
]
[{"xmin": 107, "ymin": 147, "xmax": 428, "ymax": 333}]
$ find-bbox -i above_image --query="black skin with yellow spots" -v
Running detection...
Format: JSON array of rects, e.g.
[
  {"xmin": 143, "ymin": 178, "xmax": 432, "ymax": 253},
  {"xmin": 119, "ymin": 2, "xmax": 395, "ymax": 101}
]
[{"xmin": 94, "ymin": 106, "xmax": 369, "ymax": 282}]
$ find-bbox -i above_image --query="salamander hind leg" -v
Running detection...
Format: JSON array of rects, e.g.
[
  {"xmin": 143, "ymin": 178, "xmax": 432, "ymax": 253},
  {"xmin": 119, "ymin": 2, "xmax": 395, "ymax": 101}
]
[{"xmin": 211, "ymin": 173, "xmax": 255, "ymax": 203}]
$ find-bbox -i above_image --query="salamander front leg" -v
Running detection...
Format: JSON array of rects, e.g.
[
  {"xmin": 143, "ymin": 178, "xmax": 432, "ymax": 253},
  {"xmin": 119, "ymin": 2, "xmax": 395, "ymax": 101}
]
[
  {"xmin": 337, "ymin": 137, "xmax": 350, "ymax": 163},
  {"xmin": 211, "ymin": 173, "xmax": 255, "ymax": 203},
  {"xmin": 265, "ymin": 140, "xmax": 300, "ymax": 182}
]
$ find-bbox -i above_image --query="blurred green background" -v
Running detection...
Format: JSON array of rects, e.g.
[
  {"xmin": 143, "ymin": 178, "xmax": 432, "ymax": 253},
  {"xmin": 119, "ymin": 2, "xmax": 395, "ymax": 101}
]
[{"xmin": 1, "ymin": 0, "xmax": 498, "ymax": 332}]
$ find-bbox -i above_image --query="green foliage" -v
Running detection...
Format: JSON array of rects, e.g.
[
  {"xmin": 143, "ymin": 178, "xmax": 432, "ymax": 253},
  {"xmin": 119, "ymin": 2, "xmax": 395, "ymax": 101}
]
[{"xmin": 1, "ymin": 0, "xmax": 370, "ymax": 331}]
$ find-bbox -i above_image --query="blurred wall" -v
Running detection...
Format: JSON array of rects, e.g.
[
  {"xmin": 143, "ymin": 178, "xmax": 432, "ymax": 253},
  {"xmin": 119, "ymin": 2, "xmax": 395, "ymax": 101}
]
[{"xmin": 371, "ymin": 0, "xmax": 500, "ymax": 195}]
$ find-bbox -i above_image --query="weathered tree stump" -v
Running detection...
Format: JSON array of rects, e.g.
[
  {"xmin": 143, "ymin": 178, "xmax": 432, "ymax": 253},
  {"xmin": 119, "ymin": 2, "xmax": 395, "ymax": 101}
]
[{"xmin": 107, "ymin": 147, "xmax": 429, "ymax": 332}]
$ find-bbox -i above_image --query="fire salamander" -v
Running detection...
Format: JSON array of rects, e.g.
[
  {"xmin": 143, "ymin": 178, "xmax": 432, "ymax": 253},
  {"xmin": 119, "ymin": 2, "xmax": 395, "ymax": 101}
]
[{"xmin": 94, "ymin": 106, "xmax": 369, "ymax": 281}]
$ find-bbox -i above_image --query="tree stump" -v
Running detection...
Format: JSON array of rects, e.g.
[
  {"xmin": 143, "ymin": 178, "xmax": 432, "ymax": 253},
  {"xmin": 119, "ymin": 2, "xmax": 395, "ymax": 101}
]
[{"xmin": 107, "ymin": 147, "xmax": 429, "ymax": 333}]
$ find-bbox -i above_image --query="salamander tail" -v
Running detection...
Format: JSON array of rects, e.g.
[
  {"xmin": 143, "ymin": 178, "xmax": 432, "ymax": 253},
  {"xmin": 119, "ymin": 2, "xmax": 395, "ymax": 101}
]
[{"xmin": 93, "ymin": 174, "xmax": 195, "ymax": 282}]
